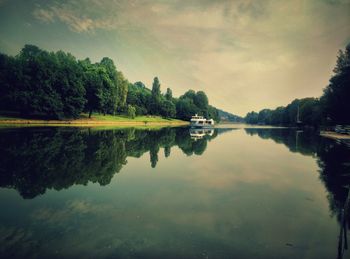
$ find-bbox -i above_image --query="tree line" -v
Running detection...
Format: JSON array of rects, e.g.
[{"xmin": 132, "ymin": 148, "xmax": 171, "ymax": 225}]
[
  {"xmin": 0, "ymin": 44, "xmax": 219, "ymax": 121},
  {"xmin": 245, "ymin": 43, "xmax": 350, "ymax": 126},
  {"xmin": 126, "ymin": 78, "xmax": 219, "ymax": 121}
]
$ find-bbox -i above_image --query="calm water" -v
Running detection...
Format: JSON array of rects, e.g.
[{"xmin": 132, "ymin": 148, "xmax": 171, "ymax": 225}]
[{"xmin": 0, "ymin": 125, "xmax": 350, "ymax": 259}]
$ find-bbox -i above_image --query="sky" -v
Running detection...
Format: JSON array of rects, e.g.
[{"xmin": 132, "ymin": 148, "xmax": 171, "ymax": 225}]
[{"xmin": 0, "ymin": 0, "xmax": 349, "ymax": 116}]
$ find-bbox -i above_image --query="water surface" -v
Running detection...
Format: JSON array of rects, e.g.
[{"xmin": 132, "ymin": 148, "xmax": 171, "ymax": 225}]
[{"xmin": 0, "ymin": 126, "xmax": 349, "ymax": 258}]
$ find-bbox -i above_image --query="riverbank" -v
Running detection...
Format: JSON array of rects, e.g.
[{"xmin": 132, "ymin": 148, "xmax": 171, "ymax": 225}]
[
  {"xmin": 320, "ymin": 131, "xmax": 350, "ymax": 140},
  {"xmin": 0, "ymin": 114, "xmax": 189, "ymax": 127}
]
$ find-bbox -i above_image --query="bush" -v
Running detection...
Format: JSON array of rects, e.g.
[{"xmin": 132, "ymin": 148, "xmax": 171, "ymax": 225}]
[{"xmin": 127, "ymin": 105, "xmax": 136, "ymax": 119}]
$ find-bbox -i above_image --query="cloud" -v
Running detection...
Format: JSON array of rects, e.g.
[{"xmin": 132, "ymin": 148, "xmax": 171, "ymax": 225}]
[
  {"xmin": 33, "ymin": 8, "xmax": 55, "ymax": 23},
  {"xmin": 31, "ymin": 0, "xmax": 350, "ymax": 115},
  {"xmin": 33, "ymin": 1, "xmax": 117, "ymax": 33}
]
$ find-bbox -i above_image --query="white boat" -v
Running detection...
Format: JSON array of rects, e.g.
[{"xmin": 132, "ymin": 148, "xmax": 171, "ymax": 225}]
[{"xmin": 190, "ymin": 114, "xmax": 214, "ymax": 128}]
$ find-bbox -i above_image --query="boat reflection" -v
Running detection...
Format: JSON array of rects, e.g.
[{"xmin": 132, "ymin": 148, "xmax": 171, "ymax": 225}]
[{"xmin": 189, "ymin": 128, "xmax": 214, "ymax": 140}]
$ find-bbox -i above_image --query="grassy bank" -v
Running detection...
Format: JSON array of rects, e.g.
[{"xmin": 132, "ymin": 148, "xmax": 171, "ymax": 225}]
[{"xmin": 0, "ymin": 114, "xmax": 188, "ymax": 127}]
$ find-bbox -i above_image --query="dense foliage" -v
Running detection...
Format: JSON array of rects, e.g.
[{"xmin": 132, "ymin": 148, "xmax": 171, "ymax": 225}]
[
  {"xmin": 0, "ymin": 44, "xmax": 220, "ymax": 121},
  {"xmin": 245, "ymin": 43, "xmax": 350, "ymax": 126}
]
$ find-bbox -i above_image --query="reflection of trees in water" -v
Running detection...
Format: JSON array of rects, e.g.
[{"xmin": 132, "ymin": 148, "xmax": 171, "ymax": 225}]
[
  {"xmin": 245, "ymin": 128, "xmax": 350, "ymax": 258},
  {"xmin": 0, "ymin": 128, "xmax": 128, "ymax": 198},
  {"xmin": 0, "ymin": 127, "xmax": 224, "ymax": 199}
]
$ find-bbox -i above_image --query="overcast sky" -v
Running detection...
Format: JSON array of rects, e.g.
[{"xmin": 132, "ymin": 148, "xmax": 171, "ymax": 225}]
[{"xmin": 0, "ymin": 0, "xmax": 349, "ymax": 116}]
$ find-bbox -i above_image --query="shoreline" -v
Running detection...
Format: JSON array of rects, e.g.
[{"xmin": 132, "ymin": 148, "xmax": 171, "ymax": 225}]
[{"xmin": 0, "ymin": 118, "xmax": 189, "ymax": 127}]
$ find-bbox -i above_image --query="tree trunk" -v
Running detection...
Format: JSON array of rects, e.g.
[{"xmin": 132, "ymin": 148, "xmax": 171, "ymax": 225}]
[{"xmin": 89, "ymin": 109, "xmax": 92, "ymax": 118}]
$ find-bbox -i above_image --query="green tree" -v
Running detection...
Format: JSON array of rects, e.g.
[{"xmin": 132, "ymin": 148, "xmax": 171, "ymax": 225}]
[
  {"xmin": 127, "ymin": 104, "xmax": 136, "ymax": 119},
  {"xmin": 151, "ymin": 77, "xmax": 162, "ymax": 115},
  {"xmin": 100, "ymin": 57, "xmax": 119, "ymax": 114},
  {"xmin": 270, "ymin": 107, "xmax": 285, "ymax": 125},
  {"xmin": 194, "ymin": 91, "xmax": 209, "ymax": 115},
  {"xmin": 55, "ymin": 51, "xmax": 86, "ymax": 118},
  {"xmin": 245, "ymin": 111, "xmax": 259, "ymax": 124},
  {"xmin": 176, "ymin": 98, "xmax": 198, "ymax": 120},
  {"xmin": 258, "ymin": 109, "xmax": 272, "ymax": 125},
  {"xmin": 14, "ymin": 45, "xmax": 85, "ymax": 118},
  {"xmin": 116, "ymin": 71, "xmax": 128, "ymax": 110},
  {"xmin": 82, "ymin": 64, "xmax": 103, "ymax": 118},
  {"xmin": 299, "ymin": 98, "xmax": 323, "ymax": 126},
  {"xmin": 182, "ymin": 90, "xmax": 196, "ymax": 100},
  {"xmin": 321, "ymin": 43, "xmax": 350, "ymax": 124},
  {"xmin": 152, "ymin": 77, "xmax": 161, "ymax": 98},
  {"xmin": 160, "ymin": 100, "xmax": 176, "ymax": 118},
  {"xmin": 208, "ymin": 105, "xmax": 220, "ymax": 122},
  {"xmin": 165, "ymin": 87, "xmax": 173, "ymax": 101},
  {"xmin": 126, "ymin": 82, "xmax": 151, "ymax": 115},
  {"xmin": 17, "ymin": 45, "xmax": 63, "ymax": 118},
  {"xmin": 0, "ymin": 53, "xmax": 19, "ymax": 111}
]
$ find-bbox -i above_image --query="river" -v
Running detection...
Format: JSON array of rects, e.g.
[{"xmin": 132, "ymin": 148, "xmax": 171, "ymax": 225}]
[{"xmin": 0, "ymin": 125, "xmax": 349, "ymax": 258}]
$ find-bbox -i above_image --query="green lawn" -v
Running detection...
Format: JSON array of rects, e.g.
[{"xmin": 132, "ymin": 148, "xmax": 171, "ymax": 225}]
[
  {"xmin": 89, "ymin": 114, "xmax": 185, "ymax": 123},
  {"xmin": 0, "ymin": 113, "xmax": 186, "ymax": 123}
]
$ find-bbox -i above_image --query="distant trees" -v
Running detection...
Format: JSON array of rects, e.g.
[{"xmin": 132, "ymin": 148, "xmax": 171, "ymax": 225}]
[
  {"xmin": 245, "ymin": 43, "xmax": 350, "ymax": 126},
  {"xmin": 245, "ymin": 98, "xmax": 323, "ymax": 126},
  {"xmin": 0, "ymin": 44, "xmax": 220, "ymax": 121},
  {"xmin": 217, "ymin": 109, "xmax": 244, "ymax": 122}
]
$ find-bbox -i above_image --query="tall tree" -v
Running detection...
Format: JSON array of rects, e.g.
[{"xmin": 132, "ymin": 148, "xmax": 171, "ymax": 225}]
[
  {"xmin": 165, "ymin": 87, "xmax": 173, "ymax": 101},
  {"xmin": 152, "ymin": 77, "xmax": 161, "ymax": 98},
  {"xmin": 116, "ymin": 71, "xmax": 128, "ymax": 110},
  {"xmin": 321, "ymin": 43, "xmax": 350, "ymax": 124},
  {"xmin": 151, "ymin": 77, "xmax": 161, "ymax": 115}
]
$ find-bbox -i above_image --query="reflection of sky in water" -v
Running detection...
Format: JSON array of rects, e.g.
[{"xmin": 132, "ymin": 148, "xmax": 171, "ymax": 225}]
[{"xmin": 0, "ymin": 128, "xmax": 343, "ymax": 258}]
